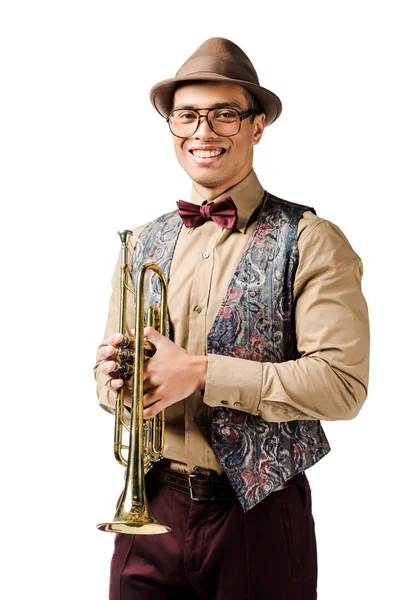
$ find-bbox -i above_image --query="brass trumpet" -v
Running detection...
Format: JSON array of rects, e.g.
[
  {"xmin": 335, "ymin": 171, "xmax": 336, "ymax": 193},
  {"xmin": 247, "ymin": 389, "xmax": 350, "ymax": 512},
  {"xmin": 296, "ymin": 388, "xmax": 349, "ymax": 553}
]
[{"xmin": 97, "ymin": 230, "xmax": 170, "ymax": 534}]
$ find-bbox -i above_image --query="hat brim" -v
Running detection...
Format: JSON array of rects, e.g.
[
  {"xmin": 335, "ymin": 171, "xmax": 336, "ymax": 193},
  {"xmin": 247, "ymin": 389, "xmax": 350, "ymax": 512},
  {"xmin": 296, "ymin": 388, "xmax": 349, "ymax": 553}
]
[{"xmin": 150, "ymin": 72, "xmax": 282, "ymax": 127}]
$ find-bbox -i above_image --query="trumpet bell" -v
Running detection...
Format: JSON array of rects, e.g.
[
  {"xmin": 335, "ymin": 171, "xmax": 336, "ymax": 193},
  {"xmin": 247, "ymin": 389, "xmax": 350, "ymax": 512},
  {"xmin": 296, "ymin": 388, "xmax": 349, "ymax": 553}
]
[
  {"xmin": 97, "ymin": 503, "xmax": 170, "ymax": 534},
  {"xmin": 97, "ymin": 482, "xmax": 171, "ymax": 535},
  {"xmin": 97, "ymin": 521, "xmax": 170, "ymax": 534}
]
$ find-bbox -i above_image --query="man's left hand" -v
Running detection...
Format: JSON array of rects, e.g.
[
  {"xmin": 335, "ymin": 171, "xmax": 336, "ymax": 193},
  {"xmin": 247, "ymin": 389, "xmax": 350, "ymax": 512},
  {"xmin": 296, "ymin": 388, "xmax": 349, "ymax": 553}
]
[{"xmin": 141, "ymin": 326, "xmax": 207, "ymax": 418}]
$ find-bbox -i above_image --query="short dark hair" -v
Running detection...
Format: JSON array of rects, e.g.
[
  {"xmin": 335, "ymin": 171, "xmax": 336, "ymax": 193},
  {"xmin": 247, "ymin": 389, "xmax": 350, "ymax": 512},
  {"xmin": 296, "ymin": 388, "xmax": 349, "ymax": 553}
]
[{"xmin": 242, "ymin": 87, "xmax": 263, "ymax": 121}]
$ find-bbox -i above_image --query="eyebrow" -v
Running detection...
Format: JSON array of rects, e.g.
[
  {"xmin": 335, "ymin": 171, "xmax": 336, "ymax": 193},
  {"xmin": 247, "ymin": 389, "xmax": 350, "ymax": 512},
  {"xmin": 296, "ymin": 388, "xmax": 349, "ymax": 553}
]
[{"xmin": 172, "ymin": 101, "xmax": 244, "ymax": 111}]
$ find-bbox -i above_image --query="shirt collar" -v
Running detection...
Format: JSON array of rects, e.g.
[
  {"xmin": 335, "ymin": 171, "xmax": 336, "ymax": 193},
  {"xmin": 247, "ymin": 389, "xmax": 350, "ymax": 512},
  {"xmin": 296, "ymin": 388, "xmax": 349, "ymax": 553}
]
[{"xmin": 190, "ymin": 169, "xmax": 265, "ymax": 234}]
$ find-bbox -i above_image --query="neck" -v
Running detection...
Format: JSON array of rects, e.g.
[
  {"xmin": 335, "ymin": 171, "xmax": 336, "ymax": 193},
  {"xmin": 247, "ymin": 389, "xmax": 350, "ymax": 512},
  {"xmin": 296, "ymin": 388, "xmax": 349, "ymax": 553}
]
[{"xmin": 192, "ymin": 168, "xmax": 254, "ymax": 202}]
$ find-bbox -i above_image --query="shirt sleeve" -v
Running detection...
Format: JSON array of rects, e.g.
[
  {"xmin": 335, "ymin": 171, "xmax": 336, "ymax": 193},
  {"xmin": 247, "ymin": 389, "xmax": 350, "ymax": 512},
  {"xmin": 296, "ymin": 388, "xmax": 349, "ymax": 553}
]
[
  {"xmin": 93, "ymin": 225, "xmax": 146, "ymax": 416},
  {"xmin": 203, "ymin": 217, "xmax": 370, "ymax": 422}
]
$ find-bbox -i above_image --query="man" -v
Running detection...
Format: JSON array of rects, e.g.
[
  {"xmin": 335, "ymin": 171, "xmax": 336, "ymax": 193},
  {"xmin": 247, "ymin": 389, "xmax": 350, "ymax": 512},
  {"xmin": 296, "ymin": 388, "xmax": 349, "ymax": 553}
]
[{"xmin": 95, "ymin": 38, "xmax": 370, "ymax": 599}]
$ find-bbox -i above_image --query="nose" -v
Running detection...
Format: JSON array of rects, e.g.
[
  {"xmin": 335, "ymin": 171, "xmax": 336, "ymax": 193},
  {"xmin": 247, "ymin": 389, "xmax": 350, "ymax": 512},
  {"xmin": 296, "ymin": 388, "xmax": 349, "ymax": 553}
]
[{"xmin": 193, "ymin": 114, "xmax": 216, "ymax": 139}]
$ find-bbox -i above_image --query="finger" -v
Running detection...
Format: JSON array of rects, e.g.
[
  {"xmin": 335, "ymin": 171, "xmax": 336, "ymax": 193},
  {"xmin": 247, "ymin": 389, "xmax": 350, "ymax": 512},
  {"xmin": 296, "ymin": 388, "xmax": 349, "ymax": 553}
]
[
  {"xmin": 143, "ymin": 326, "xmax": 163, "ymax": 347},
  {"xmin": 143, "ymin": 369, "xmax": 162, "ymax": 388},
  {"xmin": 144, "ymin": 400, "xmax": 163, "ymax": 419},
  {"xmin": 107, "ymin": 332, "xmax": 124, "ymax": 346},
  {"xmin": 143, "ymin": 387, "xmax": 160, "ymax": 407},
  {"xmin": 109, "ymin": 378, "xmax": 124, "ymax": 390},
  {"xmin": 143, "ymin": 381, "xmax": 153, "ymax": 394},
  {"xmin": 100, "ymin": 360, "xmax": 117, "ymax": 375},
  {"xmin": 142, "ymin": 361, "xmax": 160, "ymax": 384},
  {"xmin": 99, "ymin": 345, "xmax": 118, "ymax": 360}
]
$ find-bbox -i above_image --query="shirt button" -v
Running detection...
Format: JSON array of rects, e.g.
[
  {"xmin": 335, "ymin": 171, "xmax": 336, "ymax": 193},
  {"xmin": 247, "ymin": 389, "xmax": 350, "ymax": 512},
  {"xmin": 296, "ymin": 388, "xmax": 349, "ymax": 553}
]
[
  {"xmin": 221, "ymin": 400, "xmax": 229, "ymax": 405},
  {"xmin": 233, "ymin": 402, "xmax": 241, "ymax": 408},
  {"xmin": 191, "ymin": 417, "xmax": 197, "ymax": 425},
  {"xmin": 193, "ymin": 466, "xmax": 201, "ymax": 472},
  {"xmin": 202, "ymin": 251, "xmax": 210, "ymax": 259},
  {"xmin": 194, "ymin": 306, "xmax": 202, "ymax": 314}
]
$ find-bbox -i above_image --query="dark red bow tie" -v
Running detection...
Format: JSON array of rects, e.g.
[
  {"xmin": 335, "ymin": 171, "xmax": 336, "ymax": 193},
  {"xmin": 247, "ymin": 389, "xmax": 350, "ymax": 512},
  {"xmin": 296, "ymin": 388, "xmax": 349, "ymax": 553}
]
[{"xmin": 176, "ymin": 197, "xmax": 238, "ymax": 229}]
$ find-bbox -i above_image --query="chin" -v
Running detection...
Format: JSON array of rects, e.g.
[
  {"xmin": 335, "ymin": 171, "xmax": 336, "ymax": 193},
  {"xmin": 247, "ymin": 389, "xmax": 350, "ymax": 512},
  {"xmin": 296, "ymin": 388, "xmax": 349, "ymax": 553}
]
[{"xmin": 186, "ymin": 167, "xmax": 229, "ymax": 188}]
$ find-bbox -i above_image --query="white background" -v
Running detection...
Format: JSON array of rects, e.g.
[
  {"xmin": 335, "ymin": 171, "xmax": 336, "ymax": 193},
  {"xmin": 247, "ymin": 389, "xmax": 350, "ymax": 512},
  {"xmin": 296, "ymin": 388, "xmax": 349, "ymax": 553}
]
[{"xmin": 1, "ymin": 1, "xmax": 399, "ymax": 598}]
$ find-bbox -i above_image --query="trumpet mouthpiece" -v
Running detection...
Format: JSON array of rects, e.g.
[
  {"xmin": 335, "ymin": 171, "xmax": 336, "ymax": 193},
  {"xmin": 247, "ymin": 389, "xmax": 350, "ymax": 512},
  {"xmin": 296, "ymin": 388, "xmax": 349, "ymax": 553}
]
[{"xmin": 118, "ymin": 230, "xmax": 133, "ymax": 244}]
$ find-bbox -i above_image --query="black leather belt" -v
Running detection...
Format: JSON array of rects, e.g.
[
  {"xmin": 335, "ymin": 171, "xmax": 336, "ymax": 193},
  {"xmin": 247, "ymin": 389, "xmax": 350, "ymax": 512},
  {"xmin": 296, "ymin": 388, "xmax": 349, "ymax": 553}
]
[
  {"xmin": 149, "ymin": 466, "xmax": 302, "ymax": 502},
  {"xmin": 150, "ymin": 466, "xmax": 237, "ymax": 501}
]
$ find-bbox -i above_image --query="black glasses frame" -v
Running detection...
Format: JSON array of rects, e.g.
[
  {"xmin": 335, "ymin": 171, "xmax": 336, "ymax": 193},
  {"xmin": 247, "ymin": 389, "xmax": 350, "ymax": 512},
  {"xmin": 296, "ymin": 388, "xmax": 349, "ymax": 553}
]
[{"xmin": 166, "ymin": 107, "xmax": 258, "ymax": 138}]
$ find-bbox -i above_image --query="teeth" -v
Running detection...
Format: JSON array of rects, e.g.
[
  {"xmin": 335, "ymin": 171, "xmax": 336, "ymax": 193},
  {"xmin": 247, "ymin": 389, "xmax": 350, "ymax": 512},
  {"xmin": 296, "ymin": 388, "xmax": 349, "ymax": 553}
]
[{"xmin": 192, "ymin": 149, "xmax": 223, "ymax": 158}]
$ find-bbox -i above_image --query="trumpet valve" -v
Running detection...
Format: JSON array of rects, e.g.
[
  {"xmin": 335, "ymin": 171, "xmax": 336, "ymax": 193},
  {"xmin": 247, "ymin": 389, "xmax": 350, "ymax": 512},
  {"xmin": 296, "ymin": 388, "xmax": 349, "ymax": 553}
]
[
  {"xmin": 117, "ymin": 348, "xmax": 135, "ymax": 361},
  {"xmin": 114, "ymin": 339, "xmax": 156, "ymax": 380},
  {"xmin": 114, "ymin": 361, "xmax": 134, "ymax": 378},
  {"xmin": 121, "ymin": 335, "xmax": 135, "ymax": 349}
]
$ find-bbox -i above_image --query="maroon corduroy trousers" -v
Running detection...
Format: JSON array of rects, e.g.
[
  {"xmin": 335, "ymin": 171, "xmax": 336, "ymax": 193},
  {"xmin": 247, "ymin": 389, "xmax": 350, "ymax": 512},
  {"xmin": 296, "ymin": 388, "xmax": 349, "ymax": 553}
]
[{"xmin": 109, "ymin": 471, "xmax": 317, "ymax": 600}]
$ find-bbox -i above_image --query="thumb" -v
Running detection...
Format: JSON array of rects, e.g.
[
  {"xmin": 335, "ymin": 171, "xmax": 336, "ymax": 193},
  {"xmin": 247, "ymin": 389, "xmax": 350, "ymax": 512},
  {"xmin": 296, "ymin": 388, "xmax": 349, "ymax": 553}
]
[{"xmin": 143, "ymin": 326, "xmax": 163, "ymax": 347}]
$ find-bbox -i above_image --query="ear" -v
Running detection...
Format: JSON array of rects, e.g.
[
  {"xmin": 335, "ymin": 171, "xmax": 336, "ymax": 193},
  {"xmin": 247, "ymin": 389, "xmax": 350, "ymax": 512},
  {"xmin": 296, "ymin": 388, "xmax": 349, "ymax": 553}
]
[{"xmin": 253, "ymin": 113, "xmax": 266, "ymax": 145}]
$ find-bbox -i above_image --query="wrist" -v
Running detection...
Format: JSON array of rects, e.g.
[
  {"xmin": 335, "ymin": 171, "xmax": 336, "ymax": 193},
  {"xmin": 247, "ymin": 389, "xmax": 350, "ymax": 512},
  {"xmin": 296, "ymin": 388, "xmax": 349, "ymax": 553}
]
[{"xmin": 192, "ymin": 355, "xmax": 208, "ymax": 390}]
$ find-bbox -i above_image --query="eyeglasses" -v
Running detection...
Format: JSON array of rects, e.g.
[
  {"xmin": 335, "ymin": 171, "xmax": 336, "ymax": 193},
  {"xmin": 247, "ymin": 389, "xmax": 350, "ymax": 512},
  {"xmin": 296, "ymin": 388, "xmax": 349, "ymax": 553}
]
[{"xmin": 167, "ymin": 106, "xmax": 257, "ymax": 138}]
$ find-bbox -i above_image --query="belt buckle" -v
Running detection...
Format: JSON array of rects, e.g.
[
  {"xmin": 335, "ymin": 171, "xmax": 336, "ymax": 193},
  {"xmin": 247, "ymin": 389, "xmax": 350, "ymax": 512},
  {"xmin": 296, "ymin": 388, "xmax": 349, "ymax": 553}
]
[{"xmin": 188, "ymin": 474, "xmax": 215, "ymax": 501}]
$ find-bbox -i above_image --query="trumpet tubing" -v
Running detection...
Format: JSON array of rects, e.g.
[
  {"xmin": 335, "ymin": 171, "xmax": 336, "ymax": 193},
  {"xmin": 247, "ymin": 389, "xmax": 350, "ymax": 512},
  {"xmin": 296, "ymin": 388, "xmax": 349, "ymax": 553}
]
[{"xmin": 97, "ymin": 230, "xmax": 170, "ymax": 535}]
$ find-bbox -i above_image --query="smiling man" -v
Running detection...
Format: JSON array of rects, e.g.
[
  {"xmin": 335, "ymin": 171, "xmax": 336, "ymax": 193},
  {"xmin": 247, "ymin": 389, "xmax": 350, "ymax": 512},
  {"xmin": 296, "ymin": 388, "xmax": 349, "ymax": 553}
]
[{"xmin": 95, "ymin": 38, "xmax": 370, "ymax": 600}]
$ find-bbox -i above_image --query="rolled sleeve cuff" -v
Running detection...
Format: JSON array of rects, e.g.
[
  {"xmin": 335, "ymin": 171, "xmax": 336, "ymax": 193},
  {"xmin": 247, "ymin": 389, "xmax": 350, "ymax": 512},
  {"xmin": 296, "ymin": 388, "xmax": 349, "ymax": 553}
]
[{"xmin": 203, "ymin": 354, "xmax": 262, "ymax": 415}]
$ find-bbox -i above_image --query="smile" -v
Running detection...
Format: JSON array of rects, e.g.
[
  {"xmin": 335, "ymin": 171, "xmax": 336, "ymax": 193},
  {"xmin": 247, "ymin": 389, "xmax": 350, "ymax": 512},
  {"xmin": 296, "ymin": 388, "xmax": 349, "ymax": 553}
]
[
  {"xmin": 190, "ymin": 149, "xmax": 225, "ymax": 158},
  {"xmin": 189, "ymin": 147, "xmax": 226, "ymax": 165}
]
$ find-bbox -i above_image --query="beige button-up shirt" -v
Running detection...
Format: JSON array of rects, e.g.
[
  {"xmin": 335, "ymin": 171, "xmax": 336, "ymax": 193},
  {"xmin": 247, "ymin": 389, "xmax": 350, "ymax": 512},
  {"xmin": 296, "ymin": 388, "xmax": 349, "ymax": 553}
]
[{"xmin": 94, "ymin": 170, "xmax": 370, "ymax": 474}]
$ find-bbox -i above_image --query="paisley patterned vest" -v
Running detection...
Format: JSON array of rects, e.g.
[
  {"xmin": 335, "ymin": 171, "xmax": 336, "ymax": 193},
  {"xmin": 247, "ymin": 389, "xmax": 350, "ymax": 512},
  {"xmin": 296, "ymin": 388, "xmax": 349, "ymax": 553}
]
[{"xmin": 131, "ymin": 192, "xmax": 331, "ymax": 511}]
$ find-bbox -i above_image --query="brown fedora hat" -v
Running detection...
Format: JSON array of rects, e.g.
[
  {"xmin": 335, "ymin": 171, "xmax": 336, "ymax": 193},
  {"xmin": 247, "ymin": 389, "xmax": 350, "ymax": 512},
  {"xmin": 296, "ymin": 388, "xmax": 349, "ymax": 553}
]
[{"xmin": 149, "ymin": 37, "xmax": 282, "ymax": 127}]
